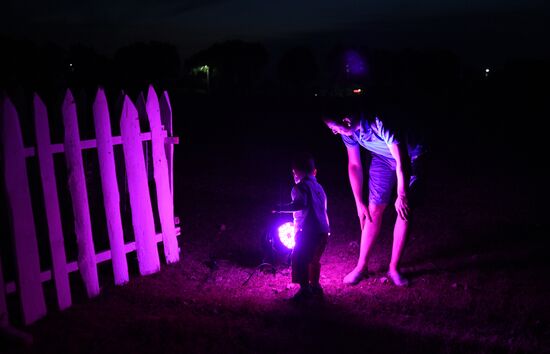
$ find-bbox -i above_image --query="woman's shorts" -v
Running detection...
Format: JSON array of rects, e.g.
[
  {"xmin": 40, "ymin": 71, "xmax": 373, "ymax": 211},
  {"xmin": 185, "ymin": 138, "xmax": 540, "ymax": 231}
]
[{"xmin": 368, "ymin": 153, "xmax": 424, "ymax": 206}]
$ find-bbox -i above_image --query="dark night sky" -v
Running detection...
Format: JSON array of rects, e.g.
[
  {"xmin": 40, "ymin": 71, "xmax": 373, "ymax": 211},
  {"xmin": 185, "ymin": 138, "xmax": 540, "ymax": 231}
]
[{"xmin": 2, "ymin": 0, "xmax": 548, "ymax": 65}]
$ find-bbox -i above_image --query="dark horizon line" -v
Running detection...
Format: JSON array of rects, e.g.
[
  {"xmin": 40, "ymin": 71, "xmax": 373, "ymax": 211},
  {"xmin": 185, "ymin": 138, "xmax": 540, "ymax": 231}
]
[{"xmin": 2, "ymin": 31, "xmax": 549, "ymax": 70}]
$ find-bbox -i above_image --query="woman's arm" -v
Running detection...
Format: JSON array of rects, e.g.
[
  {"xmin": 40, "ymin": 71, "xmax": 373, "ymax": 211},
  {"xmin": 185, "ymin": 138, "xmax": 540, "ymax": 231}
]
[
  {"xmin": 388, "ymin": 143, "xmax": 411, "ymax": 221},
  {"xmin": 347, "ymin": 144, "xmax": 370, "ymax": 227}
]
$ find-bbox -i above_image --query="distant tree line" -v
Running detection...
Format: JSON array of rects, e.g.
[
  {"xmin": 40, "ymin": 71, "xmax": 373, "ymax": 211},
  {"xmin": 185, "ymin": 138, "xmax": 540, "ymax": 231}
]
[
  {"xmin": 0, "ymin": 36, "xmax": 181, "ymax": 94},
  {"xmin": 1, "ymin": 35, "xmax": 548, "ymax": 101}
]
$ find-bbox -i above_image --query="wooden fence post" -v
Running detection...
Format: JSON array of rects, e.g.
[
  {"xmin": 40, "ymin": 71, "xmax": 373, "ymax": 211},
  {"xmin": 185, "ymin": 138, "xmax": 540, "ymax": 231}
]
[
  {"xmin": 62, "ymin": 90, "xmax": 100, "ymax": 298},
  {"xmin": 120, "ymin": 95, "xmax": 160, "ymax": 275},
  {"xmin": 146, "ymin": 86, "xmax": 179, "ymax": 263},
  {"xmin": 159, "ymin": 91, "xmax": 174, "ymax": 199},
  {"xmin": 1, "ymin": 87, "xmax": 180, "ymax": 324},
  {"xmin": 2, "ymin": 97, "xmax": 47, "ymax": 324},
  {"xmin": 93, "ymin": 88, "xmax": 129, "ymax": 285},
  {"xmin": 136, "ymin": 93, "xmax": 153, "ymax": 182},
  {"xmin": 33, "ymin": 94, "xmax": 72, "ymax": 310},
  {"xmin": 0, "ymin": 253, "xmax": 8, "ymax": 326}
]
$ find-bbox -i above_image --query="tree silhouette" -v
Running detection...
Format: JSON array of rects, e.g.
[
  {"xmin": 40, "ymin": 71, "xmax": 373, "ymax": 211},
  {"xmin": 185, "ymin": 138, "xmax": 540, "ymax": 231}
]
[
  {"xmin": 66, "ymin": 44, "xmax": 113, "ymax": 89},
  {"xmin": 185, "ymin": 40, "xmax": 268, "ymax": 95},
  {"xmin": 114, "ymin": 41, "xmax": 181, "ymax": 89},
  {"xmin": 277, "ymin": 46, "xmax": 319, "ymax": 96}
]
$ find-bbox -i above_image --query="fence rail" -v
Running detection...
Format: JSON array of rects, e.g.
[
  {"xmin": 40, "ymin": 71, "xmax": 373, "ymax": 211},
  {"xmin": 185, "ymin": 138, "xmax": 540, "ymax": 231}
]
[{"xmin": 1, "ymin": 85, "xmax": 181, "ymax": 326}]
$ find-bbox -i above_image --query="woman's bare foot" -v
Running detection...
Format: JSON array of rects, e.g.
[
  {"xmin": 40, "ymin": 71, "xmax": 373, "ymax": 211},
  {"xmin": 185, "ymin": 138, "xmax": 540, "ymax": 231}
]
[{"xmin": 343, "ymin": 268, "xmax": 368, "ymax": 285}]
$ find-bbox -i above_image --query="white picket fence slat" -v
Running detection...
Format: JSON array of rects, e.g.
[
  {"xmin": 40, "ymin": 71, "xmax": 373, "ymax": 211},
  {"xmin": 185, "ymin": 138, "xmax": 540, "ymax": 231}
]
[
  {"xmin": 0, "ymin": 253, "xmax": 8, "ymax": 326},
  {"xmin": 93, "ymin": 88, "xmax": 129, "ymax": 285},
  {"xmin": 120, "ymin": 95, "xmax": 161, "ymax": 275},
  {"xmin": 2, "ymin": 97, "xmax": 47, "ymax": 325},
  {"xmin": 1, "ymin": 86, "xmax": 180, "ymax": 326},
  {"xmin": 146, "ymin": 86, "xmax": 179, "ymax": 264},
  {"xmin": 62, "ymin": 90, "xmax": 100, "ymax": 298},
  {"xmin": 22, "ymin": 132, "xmax": 177, "ymax": 157},
  {"xmin": 160, "ymin": 91, "xmax": 174, "ymax": 199},
  {"xmin": 4, "ymin": 227, "xmax": 179, "ymax": 295},
  {"xmin": 33, "ymin": 94, "xmax": 72, "ymax": 310}
]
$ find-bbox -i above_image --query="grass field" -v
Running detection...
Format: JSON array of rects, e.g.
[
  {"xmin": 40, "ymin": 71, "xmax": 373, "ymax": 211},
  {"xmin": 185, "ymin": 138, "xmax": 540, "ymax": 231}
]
[{"xmin": 2, "ymin": 93, "xmax": 549, "ymax": 354}]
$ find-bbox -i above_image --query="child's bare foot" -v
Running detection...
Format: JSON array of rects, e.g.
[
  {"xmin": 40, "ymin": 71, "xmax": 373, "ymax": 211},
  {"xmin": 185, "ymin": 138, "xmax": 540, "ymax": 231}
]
[{"xmin": 289, "ymin": 286, "xmax": 312, "ymax": 303}]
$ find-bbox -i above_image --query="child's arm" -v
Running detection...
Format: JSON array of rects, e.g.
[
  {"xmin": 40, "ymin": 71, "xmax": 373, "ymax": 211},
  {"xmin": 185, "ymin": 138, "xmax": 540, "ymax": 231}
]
[
  {"xmin": 273, "ymin": 200, "xmax": 306, "ymax": 213},
  {"xmin": 272, "ymin": 185, "xmax": 307, "ymax": 213}
]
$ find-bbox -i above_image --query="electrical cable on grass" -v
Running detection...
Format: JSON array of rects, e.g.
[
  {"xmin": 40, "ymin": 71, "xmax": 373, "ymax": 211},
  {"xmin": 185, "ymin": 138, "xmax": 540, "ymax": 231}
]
[{"xmin": 241, "ymin": 262, "xmax": 277, "ymax": 286}]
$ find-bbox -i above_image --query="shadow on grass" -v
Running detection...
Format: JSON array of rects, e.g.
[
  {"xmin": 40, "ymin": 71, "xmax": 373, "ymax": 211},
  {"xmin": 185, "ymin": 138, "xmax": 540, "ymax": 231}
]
[
  {"xmin": 404, "ymin": 222, "xmax": 549, "ymax": 277},
  {"xmin": 25, "ymin": 302, "xmax": 513, "ymax": 354}
]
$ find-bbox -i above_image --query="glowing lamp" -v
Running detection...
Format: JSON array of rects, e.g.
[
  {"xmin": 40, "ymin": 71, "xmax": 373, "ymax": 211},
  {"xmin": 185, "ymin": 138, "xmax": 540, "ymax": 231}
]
[
  {"xmin": 277, "ymin": 222, "xmax": 296, "ymax": 249},
  {"xmin": 262, "ymin": 216, "xmax": 295, "ymax": 266},
  {"xmin": 353, "ymin": 88, "xmax": 362, "ymax": 94}
]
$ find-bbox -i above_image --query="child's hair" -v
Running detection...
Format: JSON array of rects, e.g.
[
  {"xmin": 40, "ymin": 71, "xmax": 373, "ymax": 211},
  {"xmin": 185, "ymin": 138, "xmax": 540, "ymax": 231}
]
[{"xmin": 292, "ymin": 152, "xmax": 316, "ymax": 175}]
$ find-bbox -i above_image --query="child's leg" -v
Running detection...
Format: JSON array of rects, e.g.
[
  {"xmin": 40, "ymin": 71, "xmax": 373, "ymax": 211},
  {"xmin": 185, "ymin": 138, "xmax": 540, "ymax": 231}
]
[
  {"xmin": 291, "ymin": 232, "xmax": 309, "ymax": 287},
  {"xmin": 308, "ymin": 233, "xmax": 328, "ymax": 286},
  {"xmin": 291, "ymin": 255, "xmax": 309, "ymax": 286},
  {"xmin": 308, "ymin": 263, "xmax": 320, "ymax": 286}
]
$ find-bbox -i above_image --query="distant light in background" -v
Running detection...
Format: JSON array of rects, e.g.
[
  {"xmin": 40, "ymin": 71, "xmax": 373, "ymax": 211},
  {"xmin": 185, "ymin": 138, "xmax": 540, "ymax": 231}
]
[
  {"xmin": 353, "ymin": 88, "xmax": 362, "ymax": 94},
  {"xmin": 485, "ymin": 68, "xmax": 490, "ymax": 77},
  {"xmin": 277, "ymin": 222, "xmax": 296, "ymax": 249},
  {"xmin": 344, "ymin": 50, "xmax": 366, "ymax": 76},
  {"xmin": 191, "ymin": 65, "xmax": 211, "ymax": 91}
]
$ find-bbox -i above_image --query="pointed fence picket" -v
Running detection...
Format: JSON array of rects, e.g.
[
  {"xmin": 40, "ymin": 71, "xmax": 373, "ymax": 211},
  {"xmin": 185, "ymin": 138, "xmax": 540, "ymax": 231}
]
[
  {"xmin": 2, "ymin": 97, "xmax": 47, "ymax": 325},
  {"xmin": 120, "ymin": 95, "xmax": 161, "ymax": 275},
  {"xmin": 160, "ymin": 91, "xmax": 175, "ymax": 199},
  {"xmin": 0, "ymin": 253, "xmax": 9, "ymax": 326},
  {"xmin": 62, "ymin": 90, "xmax": 100, "ymax": 298},
  {"xmin": 33, "ymin": 94, "xmax": 72, "ymax": 310},
  {"xmin": 1, "ymin": 86, "xmax": 180, "ymax": 326},
  {"xmin": 93, "ymin": 88, "xmax": 129, "ymax": 285},
  {"xmin": 146, "ymin": 86, "xmax": 179, "ymax": 264}
]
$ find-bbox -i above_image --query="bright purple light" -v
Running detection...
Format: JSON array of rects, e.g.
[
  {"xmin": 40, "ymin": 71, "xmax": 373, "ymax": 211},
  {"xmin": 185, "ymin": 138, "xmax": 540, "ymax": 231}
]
[
  {"xmin": 344, "ymin": 50, "xmax": 366, "ymax": 76},
  {"xmin": 277, "ymin": 222, "xmax": 296, "ymax": 249}
]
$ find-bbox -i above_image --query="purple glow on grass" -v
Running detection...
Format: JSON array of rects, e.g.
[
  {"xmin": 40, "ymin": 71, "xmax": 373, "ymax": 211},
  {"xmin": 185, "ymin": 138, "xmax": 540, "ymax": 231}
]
[
  {"xmin": 344, "ymin": 50, "xmax": 366, "ymax": 76},
  {"xmin": 277, "ymin": 222, "xmax": 296, "ymax": 249}
]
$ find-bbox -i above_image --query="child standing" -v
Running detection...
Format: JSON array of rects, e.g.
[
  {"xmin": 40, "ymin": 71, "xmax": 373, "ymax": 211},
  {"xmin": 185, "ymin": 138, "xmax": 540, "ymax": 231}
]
[{"xmin": 274, "ymin": 153, "xmax": 330, "ymax": 302}]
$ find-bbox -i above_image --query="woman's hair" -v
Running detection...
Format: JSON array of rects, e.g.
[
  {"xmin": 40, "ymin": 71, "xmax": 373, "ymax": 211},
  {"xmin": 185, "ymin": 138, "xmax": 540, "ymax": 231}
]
[
  {"xmin": 319, "ymin": 92, "xmax": 410, "ymax": 135},
  {"xmin": 319, "ymin": 95, "xmax": 379, "ymax": 125},
  {"xmin": 321, "ymin": 115, "xmax": 341, "ymax": 125}
]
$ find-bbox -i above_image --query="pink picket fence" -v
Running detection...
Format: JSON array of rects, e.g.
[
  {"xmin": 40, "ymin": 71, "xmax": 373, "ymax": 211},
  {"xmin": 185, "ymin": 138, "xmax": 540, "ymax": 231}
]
[{"xmin": 0, "ymin": 85, "xmax": 180, "ymax": 326}]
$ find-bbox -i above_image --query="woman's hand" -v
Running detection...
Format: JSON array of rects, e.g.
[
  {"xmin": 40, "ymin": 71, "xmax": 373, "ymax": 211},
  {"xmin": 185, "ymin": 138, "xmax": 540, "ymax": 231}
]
[
  {"xmin": 395, "ymin": 194, "xmax": 410, "ymax": 221},
  {"xmin": 357, "ymin": 201, "xmax": 371, "ymax": 229}
]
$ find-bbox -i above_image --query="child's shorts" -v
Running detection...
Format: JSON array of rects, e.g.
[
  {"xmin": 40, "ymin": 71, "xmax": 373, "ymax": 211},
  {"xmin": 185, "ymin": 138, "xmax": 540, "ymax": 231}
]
[{"xmin": 291, "ymin": 231, "xmax": 328, "ymax": 284}]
